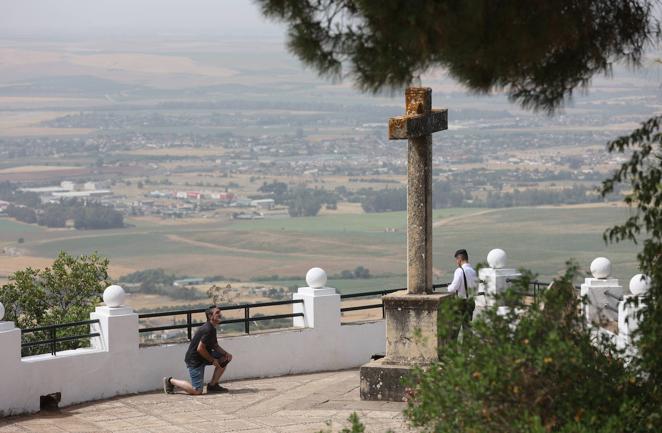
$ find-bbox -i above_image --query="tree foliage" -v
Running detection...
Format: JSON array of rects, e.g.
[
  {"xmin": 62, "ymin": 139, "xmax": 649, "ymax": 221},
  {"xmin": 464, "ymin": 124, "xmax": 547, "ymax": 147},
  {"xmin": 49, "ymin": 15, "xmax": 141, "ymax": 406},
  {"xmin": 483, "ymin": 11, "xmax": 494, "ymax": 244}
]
[
  {"xmin": 0, "ymin": 181, "xmax": 41, "ymax": 208},
  {"xmin": 257, "ymin": 0, "xmax": 657, "ymax": 112},
  {"xmin": 0, "ymin": 251, "xmax": 110, "ymax": 327},
  {"xmin": 6, "ymin": 204, "xmax": 37, "ymax": 224},
  {"xmin": 600, "ymin": 115, "xmax": 662, "ymax": 423},
  {"xmin": 0, "ymin": 252, "xmax": 110, "ymax": 355},
  {"xmin": 406, "ymin": 266, "xmax": 653, "ymax": 433},
  {"xmin": 288, "ymin": 187, "xmax": 324, "ymax": 216}
]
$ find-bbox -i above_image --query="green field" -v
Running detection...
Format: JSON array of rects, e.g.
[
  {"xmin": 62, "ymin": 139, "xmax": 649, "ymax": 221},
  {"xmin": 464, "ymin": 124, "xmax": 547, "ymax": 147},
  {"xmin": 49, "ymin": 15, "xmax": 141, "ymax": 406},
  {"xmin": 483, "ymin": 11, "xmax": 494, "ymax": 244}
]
[
  {"xmin": 0, "ymin": 218, "xmax": 44, "ymax": 241},
  {"xmin": 0, "ymin": 205, "xmax": 640, "ymax": 289}
]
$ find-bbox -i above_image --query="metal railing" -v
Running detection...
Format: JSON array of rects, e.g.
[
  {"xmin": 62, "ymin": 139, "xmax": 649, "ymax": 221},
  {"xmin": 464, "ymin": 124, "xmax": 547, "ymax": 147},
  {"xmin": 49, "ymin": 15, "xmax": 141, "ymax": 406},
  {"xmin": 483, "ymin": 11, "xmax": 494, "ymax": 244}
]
[
  {"xmin": 604, "ymin": 289, "xmax": 623, "ymax": 302},
  {"xmin": 138, "ymin": 299, "xmax": 304, "ymax": 338},
  {"xmin": 21, "ymin": 319, "xmax": 101, "ymax": 356},
  {"xmin": 340, "ymin": 283, "xmax": 450, "ymax": 319},
  {"xmin": 506, "ymin": 278, "xmax": 583, "ymax": 302},
  {"xmin": 506, "ymin": 278, "xmax": 552, "ymax": 300}
]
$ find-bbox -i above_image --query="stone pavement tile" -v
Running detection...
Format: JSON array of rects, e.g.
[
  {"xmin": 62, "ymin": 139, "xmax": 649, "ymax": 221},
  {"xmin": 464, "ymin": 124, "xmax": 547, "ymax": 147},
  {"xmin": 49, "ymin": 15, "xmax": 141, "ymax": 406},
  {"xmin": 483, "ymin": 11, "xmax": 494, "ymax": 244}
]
[
  {"xmin": 321, "ymin": 400, "xmax": 405, "ymax": 412},
  {"xmin": 119, "ymin": 393, "xmax": 167, "ymax": 404},
  {"xmin": 360, "ymin": 410, "xmax": 402, "ymax": 419},
  {"xmin": 275, "ymin": 409, "xmax": 338, "ymax": 418},
  {"xmin": 333, "ymin": 409, "xmax": 403, "ymax": 422},
  {"xmin": 146, "ymin": 426, "xmax": 188, "ymax": 433},
  {"xmin": 250, "ymin": 416, "xmax": 329, "ymax": 428},
  {"xmin": 273, "ymin": 421, "xmax": 331, "ymax": 433},
  {"xmin": 68, "ymin": 402, "xmax": 125, "ymax": 414},
  {"xmin": 125, "ymin": 414, "xmax": 171, "ymax": 429},
  {"xmin": 51, "ymin": 420, "xmax": 109, "ymax": 433},
  {"xmin": 199, "ymin": 395, "xmax": 263, "ymax": 407},
  {"xmin": 195, "ymin": 410, "xmax": 238, "ymax": 421},
  {"xmin": 73, "ymin": 408, "xmax": 145, "ymax": 422},
  {"xmin": 187, "ymin": 419, "xmax": 260, "ymax": 432},
  {"xmin": 367, "ymin": 421, "xmax": 412, "ymax": 433},
  {"xmin": 201, "ymin": 402, "xmax": 252, "ymax": 415},
  {"xmin": 155, "ymin": 409, "xmax": 236, "ymax": 424},
  {"xmin": 151, "ymin": 411, "xmax": 213, "ymax": 426},
  {"xmin": 232, "ymin": 397, "xmax": 302, "ymax": 418},
  {"xmin": 142, "ymin": 398, "xmax": 208, "ymax": 413},
  {"xmin": 88, "ymin": 418, "xmax": 135, "ymax": 431},
  {"xmin": 223, "ymin": 394, "xmax": 269, "ymax": 406},
  {"xmin": 0, "ymin": 425, "xmax": 27, "ymax": 432},
  {"xmin": 6, "ymin": 423, "xmax": 68, "ymax": 433},
  {"xmin": 227, "ymin": 429, "xmax": 278, "ymax": 433}
]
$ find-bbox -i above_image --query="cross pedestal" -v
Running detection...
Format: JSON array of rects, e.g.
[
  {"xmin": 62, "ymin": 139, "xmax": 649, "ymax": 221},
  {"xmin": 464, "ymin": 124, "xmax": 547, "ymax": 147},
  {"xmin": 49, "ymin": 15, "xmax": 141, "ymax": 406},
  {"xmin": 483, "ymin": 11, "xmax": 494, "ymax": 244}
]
[{"xmin": 360, "ymin": 88, "xmax": 452, "ymax": 401}]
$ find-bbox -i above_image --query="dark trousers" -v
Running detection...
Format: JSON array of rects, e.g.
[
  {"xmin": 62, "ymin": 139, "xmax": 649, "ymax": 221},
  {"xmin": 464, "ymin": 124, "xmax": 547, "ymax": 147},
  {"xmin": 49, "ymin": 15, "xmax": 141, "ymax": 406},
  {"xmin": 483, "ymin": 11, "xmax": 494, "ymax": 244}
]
[{"xmin": 451, "ymin": 297, "xmax": 475, "ymax": 341}]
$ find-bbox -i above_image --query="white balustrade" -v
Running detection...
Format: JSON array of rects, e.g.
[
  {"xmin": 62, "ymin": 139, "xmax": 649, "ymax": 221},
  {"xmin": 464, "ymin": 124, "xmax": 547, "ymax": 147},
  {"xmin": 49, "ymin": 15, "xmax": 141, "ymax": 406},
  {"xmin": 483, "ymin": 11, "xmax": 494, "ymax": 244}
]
[{"xmin": 0, "ymin": 274, "xmax": 385, "ymax": 416}]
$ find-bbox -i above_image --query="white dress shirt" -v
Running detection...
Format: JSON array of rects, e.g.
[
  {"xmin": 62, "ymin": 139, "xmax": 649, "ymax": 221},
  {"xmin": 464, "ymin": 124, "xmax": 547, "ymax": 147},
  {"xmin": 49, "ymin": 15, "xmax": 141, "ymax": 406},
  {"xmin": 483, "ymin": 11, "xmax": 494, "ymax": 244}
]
[{"xmin": 448, "ymin": 263, "xmax": 478, "ymax": 299}]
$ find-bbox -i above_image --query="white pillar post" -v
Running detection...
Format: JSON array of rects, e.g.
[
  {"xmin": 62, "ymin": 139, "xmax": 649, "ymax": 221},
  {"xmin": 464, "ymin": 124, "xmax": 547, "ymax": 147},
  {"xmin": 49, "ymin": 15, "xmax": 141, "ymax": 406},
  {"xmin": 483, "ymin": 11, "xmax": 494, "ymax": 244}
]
[
  {"xmin": 0, "ymin": 302, "xmax": 26, "ymax": 415},
  {"xmin": 90, "ymin": 285, "xmax": 139, "ymax": 353},
  {"xmin": 618, "ymin": 274, "xmax": 650, "ymax": 345},
  {"xmin": 581, "ymin": 257, "xmax": 623, "ymax": 325},
  {"xmin": 476, "ymin": 249, "xmax": 521, "ymax": 315},
  {"xmin": 293, "ymin": 267, "xmax": 341, "ymax": 330}
]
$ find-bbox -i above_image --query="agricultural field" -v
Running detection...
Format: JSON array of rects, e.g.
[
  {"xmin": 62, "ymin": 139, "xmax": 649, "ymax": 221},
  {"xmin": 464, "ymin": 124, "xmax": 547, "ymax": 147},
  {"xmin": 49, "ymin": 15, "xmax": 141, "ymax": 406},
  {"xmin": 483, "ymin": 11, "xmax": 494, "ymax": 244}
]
[{"xmin": 0, "ymin": 205, "xmax": 640, "ymax": 309}]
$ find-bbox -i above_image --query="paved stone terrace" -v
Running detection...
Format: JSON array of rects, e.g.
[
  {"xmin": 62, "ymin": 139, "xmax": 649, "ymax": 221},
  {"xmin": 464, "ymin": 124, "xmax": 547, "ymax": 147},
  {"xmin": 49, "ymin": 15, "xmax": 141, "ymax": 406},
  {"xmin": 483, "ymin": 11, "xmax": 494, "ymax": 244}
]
[{"xmin": 0, "ymin": 370, "xmax": 409, "ymax": 433}]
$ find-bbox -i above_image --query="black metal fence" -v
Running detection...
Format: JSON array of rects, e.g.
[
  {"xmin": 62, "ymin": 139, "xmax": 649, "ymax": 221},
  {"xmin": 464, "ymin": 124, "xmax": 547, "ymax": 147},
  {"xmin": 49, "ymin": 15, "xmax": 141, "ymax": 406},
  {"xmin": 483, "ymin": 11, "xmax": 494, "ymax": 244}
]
[
  {"xmin": 138, "ymin": 299, "xmax": 304, "ymax": 340},
  {"xmin": 506, "ymin": 278, "xmax": 552, "ymax": 301},
  {"xmin": 21, "ymin": 319, "xmax": 101, "ymax": 357},
  {"xmin": 506, "ymin": 278, "xmax": 583, "ymax": 303},
  {"xmin": 340, "ymin": 283, "xmax": 450, "ymax": 319}
]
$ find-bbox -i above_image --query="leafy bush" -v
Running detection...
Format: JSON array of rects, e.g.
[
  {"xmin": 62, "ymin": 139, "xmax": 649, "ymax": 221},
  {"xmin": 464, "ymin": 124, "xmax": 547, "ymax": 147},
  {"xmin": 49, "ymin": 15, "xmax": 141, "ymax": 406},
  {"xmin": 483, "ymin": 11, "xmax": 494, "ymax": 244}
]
[
  {"xmin": 0, "ymin": 251, "xmax": 110, "ymax": 356},
  {"xmin": 405, "ymin": 264, "xmax": 648, "ymax": 433}
]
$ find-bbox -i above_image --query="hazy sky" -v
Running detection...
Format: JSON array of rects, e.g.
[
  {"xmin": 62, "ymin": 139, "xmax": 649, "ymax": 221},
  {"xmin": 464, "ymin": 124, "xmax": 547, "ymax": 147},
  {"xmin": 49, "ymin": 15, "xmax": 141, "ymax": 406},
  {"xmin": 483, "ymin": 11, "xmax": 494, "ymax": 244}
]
[{"xmin": 1, "ymin": 0, "xmax": 283, "ymax": 38}]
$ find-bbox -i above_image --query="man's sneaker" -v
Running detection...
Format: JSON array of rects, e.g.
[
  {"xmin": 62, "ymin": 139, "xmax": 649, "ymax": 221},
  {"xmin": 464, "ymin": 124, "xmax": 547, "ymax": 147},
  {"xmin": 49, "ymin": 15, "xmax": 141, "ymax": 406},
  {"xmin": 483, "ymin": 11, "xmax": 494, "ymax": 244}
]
[
  {"xmin": 163, "ymin": 377, "xmax": 174, "ymax": 394},
  {"xmin": 206, "ymin": 383, "xmax": 229, "ymax": 393}
]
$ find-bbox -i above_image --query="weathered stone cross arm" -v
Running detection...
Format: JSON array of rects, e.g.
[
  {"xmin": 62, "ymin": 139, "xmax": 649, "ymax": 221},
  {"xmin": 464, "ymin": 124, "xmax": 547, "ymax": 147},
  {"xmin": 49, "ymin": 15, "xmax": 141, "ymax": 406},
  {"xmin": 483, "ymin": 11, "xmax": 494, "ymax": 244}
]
[{"xmin": 388, "ymin": 108, "xmax": 447, "ymax": 139}]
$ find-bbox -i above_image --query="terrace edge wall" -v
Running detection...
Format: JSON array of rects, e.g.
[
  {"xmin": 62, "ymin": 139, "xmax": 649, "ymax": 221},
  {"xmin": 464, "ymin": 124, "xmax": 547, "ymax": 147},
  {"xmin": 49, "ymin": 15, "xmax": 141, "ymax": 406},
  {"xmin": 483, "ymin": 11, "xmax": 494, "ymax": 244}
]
[{"xmin": 0, "ymin": 288, "xmax": 385, "ymax": 416}]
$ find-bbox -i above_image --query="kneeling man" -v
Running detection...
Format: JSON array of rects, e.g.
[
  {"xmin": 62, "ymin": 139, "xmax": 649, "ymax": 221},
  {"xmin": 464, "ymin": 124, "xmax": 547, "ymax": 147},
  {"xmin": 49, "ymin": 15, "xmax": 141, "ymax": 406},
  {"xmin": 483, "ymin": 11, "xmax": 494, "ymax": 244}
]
[{"xmin": 164, "ymin": 305, "xmax": 232, "ymax": 394}]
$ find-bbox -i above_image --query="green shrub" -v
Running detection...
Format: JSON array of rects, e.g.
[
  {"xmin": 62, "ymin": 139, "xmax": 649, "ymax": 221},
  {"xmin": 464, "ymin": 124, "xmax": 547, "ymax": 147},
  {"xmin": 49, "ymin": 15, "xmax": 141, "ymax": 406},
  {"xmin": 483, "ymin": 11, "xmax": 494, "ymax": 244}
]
[
  {"xmin": 405, "ymin": 264, "xmax": 647, "ymax": 433},
  {"xmin": 0, "ymin": 251, "xmax": 110, "ymax": 356}
]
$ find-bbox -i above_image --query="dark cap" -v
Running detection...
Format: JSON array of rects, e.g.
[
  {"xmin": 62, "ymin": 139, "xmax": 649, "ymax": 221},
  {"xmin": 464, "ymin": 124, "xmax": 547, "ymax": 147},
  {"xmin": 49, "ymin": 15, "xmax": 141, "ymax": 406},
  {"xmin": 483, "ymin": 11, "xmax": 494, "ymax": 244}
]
[{"xmin": 454, "ymin": 249, "xmax": 468, "ymax": 260}]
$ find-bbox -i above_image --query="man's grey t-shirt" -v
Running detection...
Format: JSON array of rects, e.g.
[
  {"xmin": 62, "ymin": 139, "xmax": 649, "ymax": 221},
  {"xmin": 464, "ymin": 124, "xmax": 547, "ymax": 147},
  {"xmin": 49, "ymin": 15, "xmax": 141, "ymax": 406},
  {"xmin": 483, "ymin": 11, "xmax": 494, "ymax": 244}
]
[{"xmin": 185, "ymin": 321, "xmax": 217, "ymax": 368}]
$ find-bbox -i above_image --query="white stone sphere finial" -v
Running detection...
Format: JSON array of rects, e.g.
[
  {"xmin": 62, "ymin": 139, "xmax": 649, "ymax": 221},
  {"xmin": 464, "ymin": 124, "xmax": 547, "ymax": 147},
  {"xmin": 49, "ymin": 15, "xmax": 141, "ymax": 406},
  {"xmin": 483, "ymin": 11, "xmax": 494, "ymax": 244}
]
[
  {"xmin": 103, "ymin": 285, "xmax": 126, "ymax": 307},
  {"xmin": 306, "ymin": 267, "xmax": 327, "ymax": 289},
  {"xmin": 0, "ymin": 301, "xmax": 5, "ymax": 321},
  {"xmin": 629, "ymin": 274, "xmax": 651, "ymax": 296},
  {"xmin": 487, "ymin": 249, "xmax": 507, "ymax": 269},
  {"xmin": 590, "ymin": 257, "xmax": 612, "ymax": 279}
]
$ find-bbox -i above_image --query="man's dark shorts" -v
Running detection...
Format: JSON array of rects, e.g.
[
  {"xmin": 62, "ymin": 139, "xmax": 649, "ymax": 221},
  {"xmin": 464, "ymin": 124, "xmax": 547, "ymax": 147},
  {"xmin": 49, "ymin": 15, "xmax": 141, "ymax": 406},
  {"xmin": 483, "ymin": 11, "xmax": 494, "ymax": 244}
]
[{"xmin": 187, "ymin": 350, "xmax": 231, "ymax": 390}]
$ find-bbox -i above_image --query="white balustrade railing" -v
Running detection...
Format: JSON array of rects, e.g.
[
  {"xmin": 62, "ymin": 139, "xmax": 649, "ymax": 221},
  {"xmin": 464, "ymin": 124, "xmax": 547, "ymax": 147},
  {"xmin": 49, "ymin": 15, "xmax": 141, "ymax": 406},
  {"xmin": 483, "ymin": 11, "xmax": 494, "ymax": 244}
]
[{"xmin": 0, "ymin": 268, "xmax": 385, "ymax": 416}]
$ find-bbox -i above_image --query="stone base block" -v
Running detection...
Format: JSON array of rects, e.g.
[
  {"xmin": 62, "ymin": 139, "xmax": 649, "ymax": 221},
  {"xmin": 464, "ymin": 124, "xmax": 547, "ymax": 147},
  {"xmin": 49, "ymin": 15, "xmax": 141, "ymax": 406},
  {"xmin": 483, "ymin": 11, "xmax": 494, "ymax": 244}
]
[
  {"xmin": 384, "ymin": 291, "xmax": 452, "ymax": 364},
  {"xmin": 360, "ymin": 358, "xmax": 414, "ymax": 402}
]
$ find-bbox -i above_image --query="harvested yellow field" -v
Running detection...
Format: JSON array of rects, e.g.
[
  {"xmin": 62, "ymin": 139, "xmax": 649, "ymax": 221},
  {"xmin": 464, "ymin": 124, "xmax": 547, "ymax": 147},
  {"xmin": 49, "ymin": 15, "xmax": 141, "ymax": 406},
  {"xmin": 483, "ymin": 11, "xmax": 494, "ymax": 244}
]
[
  {"xmin": 0, "ymin": 111, "xmax": 93, "ymax": 137},
  {"xmin": 0, "ymin": 165, "xmax": 80, "ymax": 174}
]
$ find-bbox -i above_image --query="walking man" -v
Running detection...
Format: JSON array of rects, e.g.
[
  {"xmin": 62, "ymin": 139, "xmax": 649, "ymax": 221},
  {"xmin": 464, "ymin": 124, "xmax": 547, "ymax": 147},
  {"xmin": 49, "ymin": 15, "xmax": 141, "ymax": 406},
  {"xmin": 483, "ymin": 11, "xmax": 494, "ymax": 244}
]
[
  {"xmin": 163, "ymin": 305, "xmax": 233, "ymax": 395},
  {"xmin": 447, "ymin": 249, "xmax": 478, "ymax": 338}
]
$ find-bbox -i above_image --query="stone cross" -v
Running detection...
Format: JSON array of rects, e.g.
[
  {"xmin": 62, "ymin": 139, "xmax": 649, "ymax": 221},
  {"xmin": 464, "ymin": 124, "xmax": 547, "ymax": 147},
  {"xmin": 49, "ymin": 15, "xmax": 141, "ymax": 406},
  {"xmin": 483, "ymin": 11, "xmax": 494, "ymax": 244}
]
[{"xmin": 389, "ymin": 88, "xmax": 447, "ymax": 294}]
